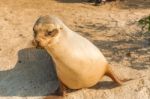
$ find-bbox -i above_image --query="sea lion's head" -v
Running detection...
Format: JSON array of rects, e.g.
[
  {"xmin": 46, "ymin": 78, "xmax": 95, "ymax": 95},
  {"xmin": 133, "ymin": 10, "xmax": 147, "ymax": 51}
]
[{"xmin": 33, "ymin": 15, "xmax": 63, "ymax": 48}]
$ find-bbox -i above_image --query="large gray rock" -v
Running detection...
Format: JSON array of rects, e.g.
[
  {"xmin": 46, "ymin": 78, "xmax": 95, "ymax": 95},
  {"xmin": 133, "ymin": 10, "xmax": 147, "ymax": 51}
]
[{"xmin": 0, "ymin": 48, "xmax": 58, "ymax": 97}]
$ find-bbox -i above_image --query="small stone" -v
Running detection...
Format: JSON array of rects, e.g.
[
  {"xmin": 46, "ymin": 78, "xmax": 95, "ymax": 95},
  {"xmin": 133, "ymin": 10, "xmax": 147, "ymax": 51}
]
[
  {"xmin": 19, "ymin": 34, "xmax": 23, "ymax": 37},
  {"xmin": 4, "ymin": 18, "xmax": 8, "ymax": 21},
  {"xmin": 126, "ymin": 52, "xmax": 131, "ymax": 57}
]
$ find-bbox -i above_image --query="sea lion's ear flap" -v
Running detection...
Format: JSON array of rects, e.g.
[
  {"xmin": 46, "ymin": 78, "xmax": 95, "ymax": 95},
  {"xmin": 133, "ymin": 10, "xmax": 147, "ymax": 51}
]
[{"xmin": 56, "ymin": 24, "xmax": 63, "ymax": 30}]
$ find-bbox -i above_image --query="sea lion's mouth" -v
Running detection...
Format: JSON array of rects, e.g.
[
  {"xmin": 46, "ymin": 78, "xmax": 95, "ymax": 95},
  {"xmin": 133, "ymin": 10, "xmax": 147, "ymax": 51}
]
[{"xmin": 32, "ymin": 39, "xmax": 43, "ymax": 49}]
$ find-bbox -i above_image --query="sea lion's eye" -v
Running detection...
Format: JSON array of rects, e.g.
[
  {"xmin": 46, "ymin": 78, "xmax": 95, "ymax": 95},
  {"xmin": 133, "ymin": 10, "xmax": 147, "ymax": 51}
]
[
  {"xmin": 48, "ymin": 31, "xmax": 52, "ymax": 35},
  {"xmin": 46, "ymin": 31, "xmax": 52, "ymax": 36},
  {"xmin": 45, "ymin": 29, "xmax": 58, "ymax": 37}
]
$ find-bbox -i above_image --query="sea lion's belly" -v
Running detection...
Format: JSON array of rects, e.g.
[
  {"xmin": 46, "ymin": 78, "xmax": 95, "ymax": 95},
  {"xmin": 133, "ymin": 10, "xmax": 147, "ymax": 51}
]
[
  {"xmin": 48, "ymin": 35, "xmax": 108, "ymax": 89},
  {"xmin": 53, "ymin": 56, "xmax": 107, "ymax": 89}
]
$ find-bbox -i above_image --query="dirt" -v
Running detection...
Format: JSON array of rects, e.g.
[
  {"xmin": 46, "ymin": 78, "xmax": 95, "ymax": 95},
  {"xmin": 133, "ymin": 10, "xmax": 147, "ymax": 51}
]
[{"xmin": 0, "ymin": 0, "xmax": 150, "ymax": 99}]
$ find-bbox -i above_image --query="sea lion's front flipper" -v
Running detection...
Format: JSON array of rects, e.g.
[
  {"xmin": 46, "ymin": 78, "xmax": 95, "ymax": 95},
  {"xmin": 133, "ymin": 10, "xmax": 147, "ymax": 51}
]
[{"xmin": 54, "ymin": 80, "xmax": 67, "ymax": 96}]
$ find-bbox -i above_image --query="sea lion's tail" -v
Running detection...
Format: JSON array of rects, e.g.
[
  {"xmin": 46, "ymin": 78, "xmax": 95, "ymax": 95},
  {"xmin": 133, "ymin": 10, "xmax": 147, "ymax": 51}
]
[{"xmin": 105, "ymin": 64, "xmax": 124, "ymax": 85}]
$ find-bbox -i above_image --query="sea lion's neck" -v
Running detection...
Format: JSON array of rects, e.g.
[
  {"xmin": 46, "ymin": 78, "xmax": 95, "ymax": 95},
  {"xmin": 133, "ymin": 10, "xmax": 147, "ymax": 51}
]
[{"xmin": 45, "ymin": 26, "xmax": 75, "ymax": 58}]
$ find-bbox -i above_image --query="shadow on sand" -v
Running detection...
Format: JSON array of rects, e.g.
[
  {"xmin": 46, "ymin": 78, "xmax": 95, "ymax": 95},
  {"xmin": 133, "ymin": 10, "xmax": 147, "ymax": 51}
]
[
  {"xmin": 56, "ymin": 0, "xmax": 150, "ymax": 9},
  {"xmin": 122, "ymin": 0, "xmax": 150, "ymax": 9},
  {"xmin": 93, "ymin": 38, "xmax": 150, "ymax": 70},
  {"xmin": 56, "ymin": 0, "xmax": 86, "ymax": 3}
]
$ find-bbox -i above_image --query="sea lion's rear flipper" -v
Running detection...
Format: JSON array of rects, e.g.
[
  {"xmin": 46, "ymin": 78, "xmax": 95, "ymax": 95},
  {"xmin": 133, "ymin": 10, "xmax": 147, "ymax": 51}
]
[{"xmin": 105, "ymin": 65, "xmax": 123, "ymax": 85}]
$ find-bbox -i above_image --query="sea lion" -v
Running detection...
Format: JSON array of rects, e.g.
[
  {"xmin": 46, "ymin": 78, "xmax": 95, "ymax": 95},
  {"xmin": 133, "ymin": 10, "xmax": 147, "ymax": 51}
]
[{"xmin": 33, "ymin": 15, "xmax": 123, "ymax": 96}]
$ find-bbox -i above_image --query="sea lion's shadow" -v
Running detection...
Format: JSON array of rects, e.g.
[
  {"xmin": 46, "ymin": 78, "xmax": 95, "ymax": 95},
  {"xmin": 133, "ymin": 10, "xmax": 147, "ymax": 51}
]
[
  {"xmin": 0, "ymin": 48, "xmax": 58, "ymax": 97},
  {"xmin": 90, "ymin": 81, "xmax": 119, "ymax": 90}
]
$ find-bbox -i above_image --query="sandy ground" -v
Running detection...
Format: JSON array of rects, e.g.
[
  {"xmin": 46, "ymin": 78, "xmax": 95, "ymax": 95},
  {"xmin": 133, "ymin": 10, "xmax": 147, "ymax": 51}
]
[{"xmin": 0, "ymin": 0, "xmax": 150, "ymax": 99}]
